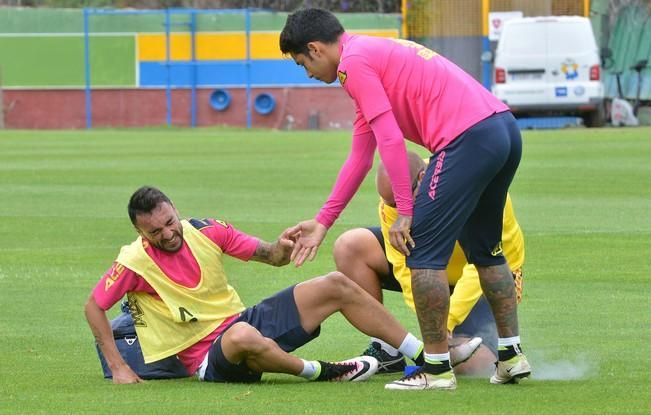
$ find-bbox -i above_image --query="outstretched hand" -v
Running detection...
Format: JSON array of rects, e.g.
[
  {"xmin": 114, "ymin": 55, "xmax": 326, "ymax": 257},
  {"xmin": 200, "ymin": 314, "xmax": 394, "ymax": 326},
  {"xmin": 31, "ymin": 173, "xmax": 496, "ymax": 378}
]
[
  {"xmin": 388, "ymin": 214, "xmax": 414, "ymax": 256},
  {"xmin": 111, "ymin": 363, "xmax": 144, "ymax": 384},
  {"xmin": 281, "ymin": 219, "xmax": 328, "ymax": 267}
]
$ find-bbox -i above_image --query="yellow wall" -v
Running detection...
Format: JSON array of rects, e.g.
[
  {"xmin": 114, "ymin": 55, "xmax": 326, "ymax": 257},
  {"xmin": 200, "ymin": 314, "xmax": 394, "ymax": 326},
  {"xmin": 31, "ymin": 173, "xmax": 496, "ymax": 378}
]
[{"xmin": 138, "ymin": 29, "xmax": 399, "ymax": 61}]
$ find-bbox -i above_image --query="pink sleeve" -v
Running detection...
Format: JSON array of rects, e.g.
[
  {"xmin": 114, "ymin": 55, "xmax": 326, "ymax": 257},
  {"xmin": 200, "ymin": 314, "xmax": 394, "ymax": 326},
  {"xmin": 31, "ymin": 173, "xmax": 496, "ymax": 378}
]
[
  {"xmin": 315, "ymin": 119, "xmax": 376, "ymax": 228},
  {"xmin": 92, "ymin": 262, "xmax": 145, "ymax": 310},
  {"xmin": 369, "ymin": 111, "xmax": 413, "ymax": 216},
  {"xmin": 202, "ymin": 219, "xmax": 258, "ymax": 261},
  {"xmin": 339, "ymin": 53, "xmax": 412, "ymax": 217}
]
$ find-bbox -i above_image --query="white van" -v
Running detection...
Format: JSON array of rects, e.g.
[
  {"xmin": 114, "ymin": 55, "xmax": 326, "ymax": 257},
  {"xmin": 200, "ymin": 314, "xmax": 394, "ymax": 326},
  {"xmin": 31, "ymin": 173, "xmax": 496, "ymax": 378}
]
[{"xmin": 492, "ymin": 16, "xmax": 605, "ymax": 127}]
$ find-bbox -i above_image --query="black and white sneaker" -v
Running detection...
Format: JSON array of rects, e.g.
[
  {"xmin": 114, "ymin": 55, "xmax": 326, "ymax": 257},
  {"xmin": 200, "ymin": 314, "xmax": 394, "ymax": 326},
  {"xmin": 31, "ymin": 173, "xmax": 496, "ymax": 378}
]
[
  {"xmin": 316, "ymin": 356, "xmax": 379, "ymax": 382},
  {"xmin": 362, "ymin": 342, "xmax": 407, "ymax": 373}
]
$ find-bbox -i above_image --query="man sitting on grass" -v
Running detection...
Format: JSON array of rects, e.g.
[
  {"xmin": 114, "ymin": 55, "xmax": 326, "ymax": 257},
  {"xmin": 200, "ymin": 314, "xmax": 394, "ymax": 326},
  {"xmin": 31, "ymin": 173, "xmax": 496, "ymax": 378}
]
[{"xmin": 85, "ymin": 186, "xmax": 444, "ymax": 384}]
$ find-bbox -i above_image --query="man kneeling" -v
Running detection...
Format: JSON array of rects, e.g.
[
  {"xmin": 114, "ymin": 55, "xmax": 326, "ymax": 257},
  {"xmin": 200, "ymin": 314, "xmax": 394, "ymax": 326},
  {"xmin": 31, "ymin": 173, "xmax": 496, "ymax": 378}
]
[
  {"xmin": 85, "ymin": 186, "xmax": 430, "ymax": 384},
  {"xmin": 334, "ymin": 152, "xmax": 527, "ymax": 381}
]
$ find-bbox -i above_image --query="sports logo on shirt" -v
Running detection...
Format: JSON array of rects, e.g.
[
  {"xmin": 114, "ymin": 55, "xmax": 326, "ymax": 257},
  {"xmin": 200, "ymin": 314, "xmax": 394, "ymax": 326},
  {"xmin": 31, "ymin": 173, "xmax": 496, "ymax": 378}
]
[
  {"xmin": 213, "ymin": 218, "xmax": 228, "ymax": 228},
  {"xmin": 390, "ymin": 38, "xmax": 438, "ymax": 60},
  {"xmin": 338, "ymin": 70, "xmax": 347, "ymax": 85},
  {"xmin": 104, "ymin": 263, "xmax": 126, "ymax": 291},
  {"xmin": 491, "ymin": 241, "xmax": 503, "ymax": 256},
  {"xmin": 127, "ymin": 295, "xmax": 147, "ymax": 327}
]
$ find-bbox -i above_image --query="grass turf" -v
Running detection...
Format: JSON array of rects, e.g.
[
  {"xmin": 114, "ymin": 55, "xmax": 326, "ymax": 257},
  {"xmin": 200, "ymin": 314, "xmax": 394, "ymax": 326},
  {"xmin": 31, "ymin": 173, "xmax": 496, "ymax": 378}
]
[{"xmin": 0, "ymin": 127, "xmax": 649, "ymax": 414}]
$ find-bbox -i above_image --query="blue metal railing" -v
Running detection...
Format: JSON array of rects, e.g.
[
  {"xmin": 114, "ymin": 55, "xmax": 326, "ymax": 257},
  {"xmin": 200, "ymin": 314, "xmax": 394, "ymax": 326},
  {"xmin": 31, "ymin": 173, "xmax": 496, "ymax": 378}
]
[{"xmin": 83, "ymin": 8, "xmax": 253, "ymax": 129}]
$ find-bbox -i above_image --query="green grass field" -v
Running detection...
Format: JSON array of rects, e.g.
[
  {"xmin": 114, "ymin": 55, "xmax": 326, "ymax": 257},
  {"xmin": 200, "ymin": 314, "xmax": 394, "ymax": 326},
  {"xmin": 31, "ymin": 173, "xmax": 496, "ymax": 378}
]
[{"xmin": 0, "ymin": 127, "xmax": 649, "ymax": 414}]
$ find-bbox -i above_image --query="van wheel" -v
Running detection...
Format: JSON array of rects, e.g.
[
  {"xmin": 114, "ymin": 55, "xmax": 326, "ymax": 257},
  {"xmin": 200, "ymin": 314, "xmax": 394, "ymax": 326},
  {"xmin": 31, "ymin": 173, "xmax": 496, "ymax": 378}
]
[{"xmin": 584, "ymin": 104, "xmax": 605, "ymax": 128}]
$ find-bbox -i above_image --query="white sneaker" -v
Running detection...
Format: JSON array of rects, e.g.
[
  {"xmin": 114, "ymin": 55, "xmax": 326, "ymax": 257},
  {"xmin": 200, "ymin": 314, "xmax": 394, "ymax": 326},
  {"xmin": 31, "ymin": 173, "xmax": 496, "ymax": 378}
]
[
  {"xmin": 385, "ymin": 368, "xmax": 457, "ymax": 390},
  {"xmin": 490, "ymin": 353, "xmax": 531, "ymax": 384},
  {"xmin": 450, "ymin": 337, "xmax": 483, "ymax": 367},
  {"xmin": 316, "ymin": 356, "xmax": 379, "ymax": 382}
]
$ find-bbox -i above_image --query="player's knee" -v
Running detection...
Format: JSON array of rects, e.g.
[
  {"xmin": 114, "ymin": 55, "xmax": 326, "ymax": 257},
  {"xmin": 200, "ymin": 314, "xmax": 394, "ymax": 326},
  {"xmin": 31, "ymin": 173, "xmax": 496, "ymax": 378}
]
[
  {"xmin": 322, "ymin": 271, "xmax": 359, "ymax": 299},
  {"xmin": 225, "ymin": 322, "xmax": 266, "ymax": 354},
  {"xmin": 333, "ymin": 230, "xmax": 360, "ymax": 266}
]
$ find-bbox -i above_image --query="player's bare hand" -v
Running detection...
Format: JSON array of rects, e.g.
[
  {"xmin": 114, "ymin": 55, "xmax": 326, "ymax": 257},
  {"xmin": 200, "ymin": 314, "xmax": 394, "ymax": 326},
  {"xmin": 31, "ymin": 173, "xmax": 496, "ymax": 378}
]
[
  {"xmin": 111, "ymin": 363, "xmax": 144, "ymax": 384},
  {"xmin": 288, "ymin": 219, "xmax": 328, "ymax": 267},
  {"xmin": 388, "ymin": 214, "xmax": 414, "ymax": 256},
  {"xmin": 281, "ymin": 224, "xmax": 301, "ymax": 242},
  {"xmin": 272, "ymin": 232, "xmax": 296, "ymax": 266}
]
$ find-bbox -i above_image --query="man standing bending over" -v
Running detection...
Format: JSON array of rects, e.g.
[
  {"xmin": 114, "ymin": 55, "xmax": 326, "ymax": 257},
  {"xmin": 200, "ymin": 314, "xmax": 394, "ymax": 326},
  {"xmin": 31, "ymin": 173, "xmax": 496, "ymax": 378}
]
[{"xmin": 280, "ymin": 8, "xmax": 530, "ymax": 390}]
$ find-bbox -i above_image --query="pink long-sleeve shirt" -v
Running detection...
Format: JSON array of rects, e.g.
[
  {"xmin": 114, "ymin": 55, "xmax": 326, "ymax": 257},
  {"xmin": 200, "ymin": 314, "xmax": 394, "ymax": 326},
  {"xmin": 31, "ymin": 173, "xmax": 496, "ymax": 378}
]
[{"xmin": 315, "ymin": 33, "xmax": 509, "ymax": 227}]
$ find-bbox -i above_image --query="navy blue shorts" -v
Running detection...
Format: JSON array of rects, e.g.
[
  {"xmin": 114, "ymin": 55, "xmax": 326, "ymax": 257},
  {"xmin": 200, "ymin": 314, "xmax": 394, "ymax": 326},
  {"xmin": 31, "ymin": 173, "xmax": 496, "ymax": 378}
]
[
  {"xmin": 407, "ymin": 111, "xmax": 522, "ymax": 269},
  {"xmin": 368, "ymin": 226, "xmax": 498, "ymax": 356},
  {"xmin": 202, "ymin": 285, "xmax": 320, "ymax": 383},
  {"xmin": 366, "ymin": 227, "xmax": 401, "ymax": 291}
]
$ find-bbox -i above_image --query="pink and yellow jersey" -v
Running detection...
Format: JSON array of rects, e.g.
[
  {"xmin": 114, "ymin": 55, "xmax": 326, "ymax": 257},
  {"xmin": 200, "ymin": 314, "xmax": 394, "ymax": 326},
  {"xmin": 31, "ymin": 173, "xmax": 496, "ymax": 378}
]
[
  {"xmin": 92, "ymin": 218, "xmax": 258, "ymax": 375},
  {"xmin": 315, "ymin": 33, "xmax": 509, "ymax": 227}
]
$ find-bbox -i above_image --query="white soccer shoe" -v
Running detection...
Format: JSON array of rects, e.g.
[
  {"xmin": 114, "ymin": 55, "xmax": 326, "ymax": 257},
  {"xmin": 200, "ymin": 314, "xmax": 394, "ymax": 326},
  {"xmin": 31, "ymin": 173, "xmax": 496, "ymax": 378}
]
[
  {"xmin": 317, "ymin": 356, "xmax": 379, "ymax": 382},
  {"xmin": 450, "ymin": 336, "xmax": 483, "ymax": 367},
  {"xmin": 385, "ymin": 368, "xmax": 457, "ymax": 391},
  {"xmin": 490, "ymin": 353, "xmax": 532, "ymax": 384}
]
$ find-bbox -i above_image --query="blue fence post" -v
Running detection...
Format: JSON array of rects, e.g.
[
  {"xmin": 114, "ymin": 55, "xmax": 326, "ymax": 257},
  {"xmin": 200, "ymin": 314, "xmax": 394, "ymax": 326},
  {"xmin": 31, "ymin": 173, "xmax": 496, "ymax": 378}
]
[
  {"xmin": 165, "ymin": 8, "xmax": 172, "ymax": 127},
  {"xmin": 245, "ymin": 8, "xmax": 252, "ymax": 129},
  {"xmin": 83, "ymin": 8, "xmax": 92, "ymax": 129},
  {"xmin": 481, "ymin": 36, "xmax": 492, "ymax": 89},
  {"xmin": 190, "ymin": 10, "xmax": 197, "ymax": 128}
]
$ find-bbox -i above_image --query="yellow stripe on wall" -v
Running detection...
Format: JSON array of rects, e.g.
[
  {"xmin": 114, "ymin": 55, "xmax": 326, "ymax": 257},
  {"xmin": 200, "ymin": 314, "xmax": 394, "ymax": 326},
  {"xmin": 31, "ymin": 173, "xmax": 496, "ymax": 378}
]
[{"xmin": 138, "ymin": 29, "xmax": 399, "ymax": 61}]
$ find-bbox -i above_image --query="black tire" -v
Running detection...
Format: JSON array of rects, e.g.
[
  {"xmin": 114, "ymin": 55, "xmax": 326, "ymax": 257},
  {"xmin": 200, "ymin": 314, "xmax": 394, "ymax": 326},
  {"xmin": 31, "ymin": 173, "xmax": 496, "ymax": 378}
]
[{"xmin": 584, "ymin": 103, "xmax": 606, "ymax": 128}]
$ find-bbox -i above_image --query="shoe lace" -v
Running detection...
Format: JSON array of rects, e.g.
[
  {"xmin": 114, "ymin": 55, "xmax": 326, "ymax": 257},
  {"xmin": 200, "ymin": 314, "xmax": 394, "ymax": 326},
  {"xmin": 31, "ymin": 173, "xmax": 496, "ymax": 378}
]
[
  {"xmin": 397, "ymin": 367, "xmax": 428, "ymax": 382},
  {"xmin": 320, "ymin": 361, "xmax": 358, "ymax": 381}
]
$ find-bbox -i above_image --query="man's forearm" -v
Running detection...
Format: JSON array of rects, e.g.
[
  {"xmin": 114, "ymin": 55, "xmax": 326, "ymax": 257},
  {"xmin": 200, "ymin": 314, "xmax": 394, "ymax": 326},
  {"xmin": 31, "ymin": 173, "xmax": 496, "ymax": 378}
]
[
  {"xmin": 252, "ymin": 240, "xmax": 291, "ymax": 266},
  {"xmin": 84, "ymin": 296, "xmax": 129, "ymax": 371}
]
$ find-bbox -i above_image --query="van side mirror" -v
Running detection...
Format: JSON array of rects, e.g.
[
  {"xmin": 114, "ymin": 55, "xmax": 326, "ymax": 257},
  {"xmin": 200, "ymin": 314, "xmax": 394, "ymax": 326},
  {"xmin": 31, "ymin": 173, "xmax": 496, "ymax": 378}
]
[{"xmin": 480, "ymin": 51, "xmax": 494, "ymax": 63}]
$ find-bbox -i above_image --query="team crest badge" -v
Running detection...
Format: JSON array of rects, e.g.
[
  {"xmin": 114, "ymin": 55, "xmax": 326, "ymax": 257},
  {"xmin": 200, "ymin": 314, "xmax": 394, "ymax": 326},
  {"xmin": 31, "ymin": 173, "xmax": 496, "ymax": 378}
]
[
  {"xmin": 491, "ymin": 241, "xmax": 503, "ymax": 256},
  {"xmin": 338, "ymin": 70, "xmax": 347, "ymax": 85}
]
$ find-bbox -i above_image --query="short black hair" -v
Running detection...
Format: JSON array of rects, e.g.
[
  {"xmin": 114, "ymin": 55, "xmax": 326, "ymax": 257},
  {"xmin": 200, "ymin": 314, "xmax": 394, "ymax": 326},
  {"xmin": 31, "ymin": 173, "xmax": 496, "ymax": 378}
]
[
  {"xmin": 279, "ymin": 8, "xmax": 345, "ymax": 56},
  {"xmin": 127, "ymin": 186, "xmax": 172, "ymax": 225}
]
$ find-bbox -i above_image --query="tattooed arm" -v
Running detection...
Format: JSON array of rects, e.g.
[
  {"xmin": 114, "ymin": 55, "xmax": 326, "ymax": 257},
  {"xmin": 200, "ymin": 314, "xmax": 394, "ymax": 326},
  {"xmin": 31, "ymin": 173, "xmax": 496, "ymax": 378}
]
[
  {"xmin": 250, "ymin": 236, "xmax": 295, "ymax": 267},
  {"xmin": 84, "ymin": 295, "xmax": 143, "ymax": 384}
]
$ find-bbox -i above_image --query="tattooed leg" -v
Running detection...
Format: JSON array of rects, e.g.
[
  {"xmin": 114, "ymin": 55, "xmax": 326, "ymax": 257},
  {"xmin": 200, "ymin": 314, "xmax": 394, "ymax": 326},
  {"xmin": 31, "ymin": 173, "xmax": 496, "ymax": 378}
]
[
  {"xmin": 411, "ymin": 268, "xmax": 450, "ymax": 353},
  {"xmin": 477, "ymin": 263, "xmax": 519, "ymax": 338}
]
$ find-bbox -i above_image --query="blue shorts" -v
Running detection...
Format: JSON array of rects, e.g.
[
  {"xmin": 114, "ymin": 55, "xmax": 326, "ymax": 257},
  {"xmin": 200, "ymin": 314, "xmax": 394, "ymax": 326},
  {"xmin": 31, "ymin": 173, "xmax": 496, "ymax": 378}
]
[
  {"xmin": 367, "ymin": 226, "xmax": 497, "ymax": 356},
  {"xmin": 202, "ymin": 285, "xmax": 320, "ymax": 383},
  {"xmin": 407, "ymin": 111, "xmax": 522, "ymax": 269}
]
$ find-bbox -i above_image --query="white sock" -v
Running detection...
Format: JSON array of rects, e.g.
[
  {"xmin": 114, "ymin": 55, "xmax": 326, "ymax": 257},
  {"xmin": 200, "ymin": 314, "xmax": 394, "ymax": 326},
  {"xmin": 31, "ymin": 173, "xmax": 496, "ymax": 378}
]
[
  {"xmin": 424, "ymin": 351, "xmax": 450, "ymax": 364},
  {"xmin": 498, "ymin": 336, "xmax": 521, "ymax": 347},
  {"xmin": 299, "ymin": 359, "xmax": 321, "ymax": 379},
  {"xmin": 398, "ymin": 333, "xmax": 424, "ymax": 360},
  {"xmin": 371, "ymin": 337, "xmax": 399, "ymax": 356}
]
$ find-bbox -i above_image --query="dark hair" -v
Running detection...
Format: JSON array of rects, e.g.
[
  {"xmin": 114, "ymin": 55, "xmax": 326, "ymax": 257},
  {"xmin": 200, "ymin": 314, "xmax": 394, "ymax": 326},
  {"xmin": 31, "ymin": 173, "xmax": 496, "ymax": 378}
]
[
  {"xmin": 127, "ymin": 186, "xmax": 171, "ymax": 225},
  {"xmin": 279, "ymin": 8, "xmax": 345, "ymax": 56}
]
